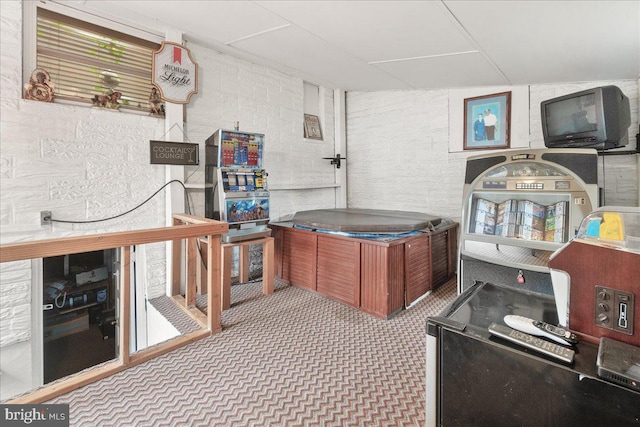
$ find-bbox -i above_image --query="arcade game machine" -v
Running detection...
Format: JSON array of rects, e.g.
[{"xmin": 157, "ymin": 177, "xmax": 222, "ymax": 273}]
[
  {"xmin": 458, "ymin": 148, "xmax": 599, "ymax": 295},
  {"xmin": 205, "ymin": 129, "xmax": 271, "ymax": 242}
]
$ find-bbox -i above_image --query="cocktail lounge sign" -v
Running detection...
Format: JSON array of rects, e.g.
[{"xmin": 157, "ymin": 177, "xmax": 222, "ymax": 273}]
[
  {"xmin": 150, "ymin": 140, "xmax": 199, "ymax": 165},
  {"xmin": 152, "ymin": 42, "xmax": 198, "ymax": 104}
]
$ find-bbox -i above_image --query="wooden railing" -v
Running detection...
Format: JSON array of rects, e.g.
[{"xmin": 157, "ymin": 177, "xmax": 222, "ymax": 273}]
[{"xmin": 0, "ymin": 214, "xmax": 228, "ymax": 403}]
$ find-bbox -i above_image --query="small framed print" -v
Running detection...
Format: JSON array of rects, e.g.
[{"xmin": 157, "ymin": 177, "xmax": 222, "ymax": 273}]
[
  {"xmin": 304, "ymin": 114, "xmax": 323, "ymax": 140},
  {"xmin": 464, "ymin": 91, "xmax": 511, "ymax": 150}
]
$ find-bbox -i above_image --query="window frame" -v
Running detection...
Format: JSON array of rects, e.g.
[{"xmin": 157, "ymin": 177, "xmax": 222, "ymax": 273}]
[{"xmin": 22, "ymin": 0, "xmax": 165, "ymax": 113}]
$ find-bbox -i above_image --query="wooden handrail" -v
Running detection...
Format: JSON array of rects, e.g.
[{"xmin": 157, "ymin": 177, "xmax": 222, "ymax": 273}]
[
  {"xmin": 0, "ymin": 219, "xmax": 227, "ymax": 262},
  {"xmin": 1, "ymin": 214, "xmax": 228, "ymax": 403}
]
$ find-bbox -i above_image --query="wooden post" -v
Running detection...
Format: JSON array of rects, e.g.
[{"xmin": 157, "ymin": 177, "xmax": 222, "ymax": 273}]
[
  {"xmin": 222, "ymin": 245, "xmax": 233, "ymax": 310},
  {"xmin": 185, "ymin": 236, "xmax": 197, "ymax": 308},
  {"xmin": 207, "ymin": 234, "xmax": 222, "ymax": 333},
  {"xmin": 239, "ymin": 245, "xmax": 250, "ymax": 283},
  {"xmin": 263, "ymin": 237, "xmax": 275, "ymax": 295}
]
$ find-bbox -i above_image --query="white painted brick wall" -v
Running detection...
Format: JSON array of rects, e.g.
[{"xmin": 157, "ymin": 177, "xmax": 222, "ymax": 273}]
[
  {"xmin": 0, "ymin": 260, "xmax": 31, "ymax": 347},
  {"xmin": 346, "ymin": 89, "xmax": 466, "ymax": 221},
  {"xmin": 183, "ymin": 42, "xmax": 338, "ymax": 221},
  {"xmin": 347, "ymin": 81, "xmax": 639, "ymax": 225},
  {"xmin": 144, "ymin": 243, "xmax": 167, "ymax": 299}
]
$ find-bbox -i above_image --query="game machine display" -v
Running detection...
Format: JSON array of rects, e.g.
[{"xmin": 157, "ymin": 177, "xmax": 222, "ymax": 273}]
[
  {"xmin": 458, "ymin": 148, "xmax": 599, "ymax": 295},
  {"xmin": 205, "ymin": 129, "xmax": 270, "ymax": 242}
]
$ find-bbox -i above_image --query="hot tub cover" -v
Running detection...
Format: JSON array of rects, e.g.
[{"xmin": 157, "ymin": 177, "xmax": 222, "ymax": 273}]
[{"xmin": 291, "ymin": 208, "xmax": 441, "ymax": 233}]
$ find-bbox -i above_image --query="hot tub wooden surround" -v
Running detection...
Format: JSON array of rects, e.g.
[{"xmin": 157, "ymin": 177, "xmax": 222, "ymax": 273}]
[{"xmin": 269, "ymin": 220, "xmax": 458, "ymax": 319}]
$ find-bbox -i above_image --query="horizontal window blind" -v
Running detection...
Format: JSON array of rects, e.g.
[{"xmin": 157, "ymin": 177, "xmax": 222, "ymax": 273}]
[{"xmin": 36, "ymin": 8, "xmax": 160, "ymax": 112}]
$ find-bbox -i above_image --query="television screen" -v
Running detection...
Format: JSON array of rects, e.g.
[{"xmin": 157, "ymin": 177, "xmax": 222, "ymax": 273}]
[
  {"xmin": 541, "ymin": 85, "xmax": 630, "ymax": 150},
  {"xmin": 545, "ymin": 94, "xmax": 598, "ymax": 137}
]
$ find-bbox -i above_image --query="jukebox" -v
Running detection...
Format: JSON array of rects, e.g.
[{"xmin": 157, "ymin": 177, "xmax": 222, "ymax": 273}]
[
  {"xmin": 459, "ymin": 148, "xmax": 599, "ymax": 295},
  {"xmin": 205, "ymin": 129, "xmax": 271, "ymax": 242}
]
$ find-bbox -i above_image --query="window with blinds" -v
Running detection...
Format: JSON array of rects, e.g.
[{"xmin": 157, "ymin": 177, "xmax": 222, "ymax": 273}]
[{"xmin": 36, "ymin": 8, "xmax": 160, "ymax": 112}]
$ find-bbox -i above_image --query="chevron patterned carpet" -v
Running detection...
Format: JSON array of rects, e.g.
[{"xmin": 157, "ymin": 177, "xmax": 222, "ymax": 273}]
[{"xmin": 48, "ymin": 278, "xmax": 457, "ymax": 427}]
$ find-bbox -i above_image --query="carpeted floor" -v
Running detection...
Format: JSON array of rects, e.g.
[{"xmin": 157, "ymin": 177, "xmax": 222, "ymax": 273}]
[{"xmin": 48, "ymin": 278, "xmax": 457, "ymax": 427}]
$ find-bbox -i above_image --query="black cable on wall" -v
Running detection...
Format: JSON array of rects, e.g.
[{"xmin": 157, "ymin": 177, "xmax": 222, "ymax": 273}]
[{"xmin": 49, "ymin": 180, "xmax": 192, "ymax": 224}]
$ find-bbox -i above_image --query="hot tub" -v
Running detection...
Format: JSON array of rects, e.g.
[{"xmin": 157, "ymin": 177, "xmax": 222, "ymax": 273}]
[{"xmin": 270, "ymin": 209, "xmax": 458, "ymax": 318}]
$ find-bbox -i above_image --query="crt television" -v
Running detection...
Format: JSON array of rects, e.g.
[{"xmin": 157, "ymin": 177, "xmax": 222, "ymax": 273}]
[{"xmin": 541, "ymin": 85, "xmax": 630, "ymax": 150}]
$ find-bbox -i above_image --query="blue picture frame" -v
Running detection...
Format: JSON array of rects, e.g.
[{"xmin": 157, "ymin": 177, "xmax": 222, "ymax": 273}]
[{"xmin": 464, "ymin": 91, "xmax": 511, "ymax": 150}]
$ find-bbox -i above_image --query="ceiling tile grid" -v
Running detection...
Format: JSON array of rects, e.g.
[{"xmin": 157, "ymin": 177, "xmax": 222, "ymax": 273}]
[{"xmin": 78, "ymin": 0, "xmax": 640, "ymax": 91}]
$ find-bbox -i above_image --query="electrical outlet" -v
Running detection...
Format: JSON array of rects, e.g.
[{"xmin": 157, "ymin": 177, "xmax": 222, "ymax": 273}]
[{"xmin": 41, "ymin": 210, "xmax": 52, "ymax": 225}]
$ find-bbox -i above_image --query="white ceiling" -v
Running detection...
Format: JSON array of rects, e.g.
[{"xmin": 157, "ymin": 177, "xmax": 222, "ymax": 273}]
[{"xmin": 79, "ymin": 0, "xmax": 639, "ymax": 91}]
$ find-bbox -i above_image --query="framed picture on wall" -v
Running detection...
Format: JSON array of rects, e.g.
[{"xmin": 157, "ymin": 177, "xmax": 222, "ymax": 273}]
[
  {"xmin": 304, "ymin": 114, "xmax": 323, "ymax": 140},
  {"xmin": 464, "ymin": 91, "xmax": 511, "ymax": 150}
]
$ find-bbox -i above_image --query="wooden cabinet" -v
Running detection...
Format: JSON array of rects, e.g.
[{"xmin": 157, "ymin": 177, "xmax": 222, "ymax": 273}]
[
  {"xmin": 430, "ymin": 225, "xmax": 458, "ymax": 289},
  {"xmin": 359, "ymin": 240, "xmax": 405, "ymax": 318},
  {"xmin": 404, "ymin": 235, "xmax": 432, "ymax": 307},
  {"xmin": 271, "ymin": 222, "xmax": 458, "ymax": 319},
  {"xmin": 317, "ymin": 235, "xmax": 360, "ymax": 307},
  {"xmin": 274, "ymin": 226, "xmax": 317, "ymax": 291}
]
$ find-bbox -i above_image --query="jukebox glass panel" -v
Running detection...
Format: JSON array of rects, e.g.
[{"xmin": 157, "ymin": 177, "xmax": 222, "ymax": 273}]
[{"xmin": 469, "ymin": 192, "xmax": 571, "ymax": 243}]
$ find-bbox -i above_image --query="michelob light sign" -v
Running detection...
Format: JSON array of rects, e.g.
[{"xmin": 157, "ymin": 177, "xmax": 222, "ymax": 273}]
[{"xmin": 152, "ymin": 42, "xmax": 198, "ymax": 104}]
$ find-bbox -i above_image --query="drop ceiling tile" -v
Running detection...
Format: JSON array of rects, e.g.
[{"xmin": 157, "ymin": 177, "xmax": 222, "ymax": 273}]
[
  {"xmin": 373, "ymin": 52, "xmax": 509, "ymax": 89},
  {"xmin": 99, "ymin": 1, "xmax": 290, "ymax": 44},
  {"xmin": 257, "ymin": 0, "xmax": 476, "ymax": 62},
  {"xmin": 231, "ymin": 26, "xmax": 412, "ymax": 90},
  {"xmin": 446, "ymin": 0, "xmax": 640, "ymax": 84},
  {"xmin": 73, "ymin": 0, "xmax": 640, "ymax": 91}
]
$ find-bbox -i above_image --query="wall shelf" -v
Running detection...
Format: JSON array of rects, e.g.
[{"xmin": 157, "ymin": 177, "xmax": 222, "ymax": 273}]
[
  {"xmin": 185, "ymin": 182, "xmax": 339, "ymax": 191},
  {"xmin": 269, "ymin": 183, "xmax": 340, "ymax": 191}
]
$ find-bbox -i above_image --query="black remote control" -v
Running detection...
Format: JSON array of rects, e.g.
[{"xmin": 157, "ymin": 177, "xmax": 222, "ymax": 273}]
[{"xmin": 488, "ymin": 323, "xmax": 575, "ymax": 364}]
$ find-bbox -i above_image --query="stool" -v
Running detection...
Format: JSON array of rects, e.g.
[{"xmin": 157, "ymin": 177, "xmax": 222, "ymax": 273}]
[{"xmin": 198, "ymin": 236, "xmax": 274, "ymax": 310}]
